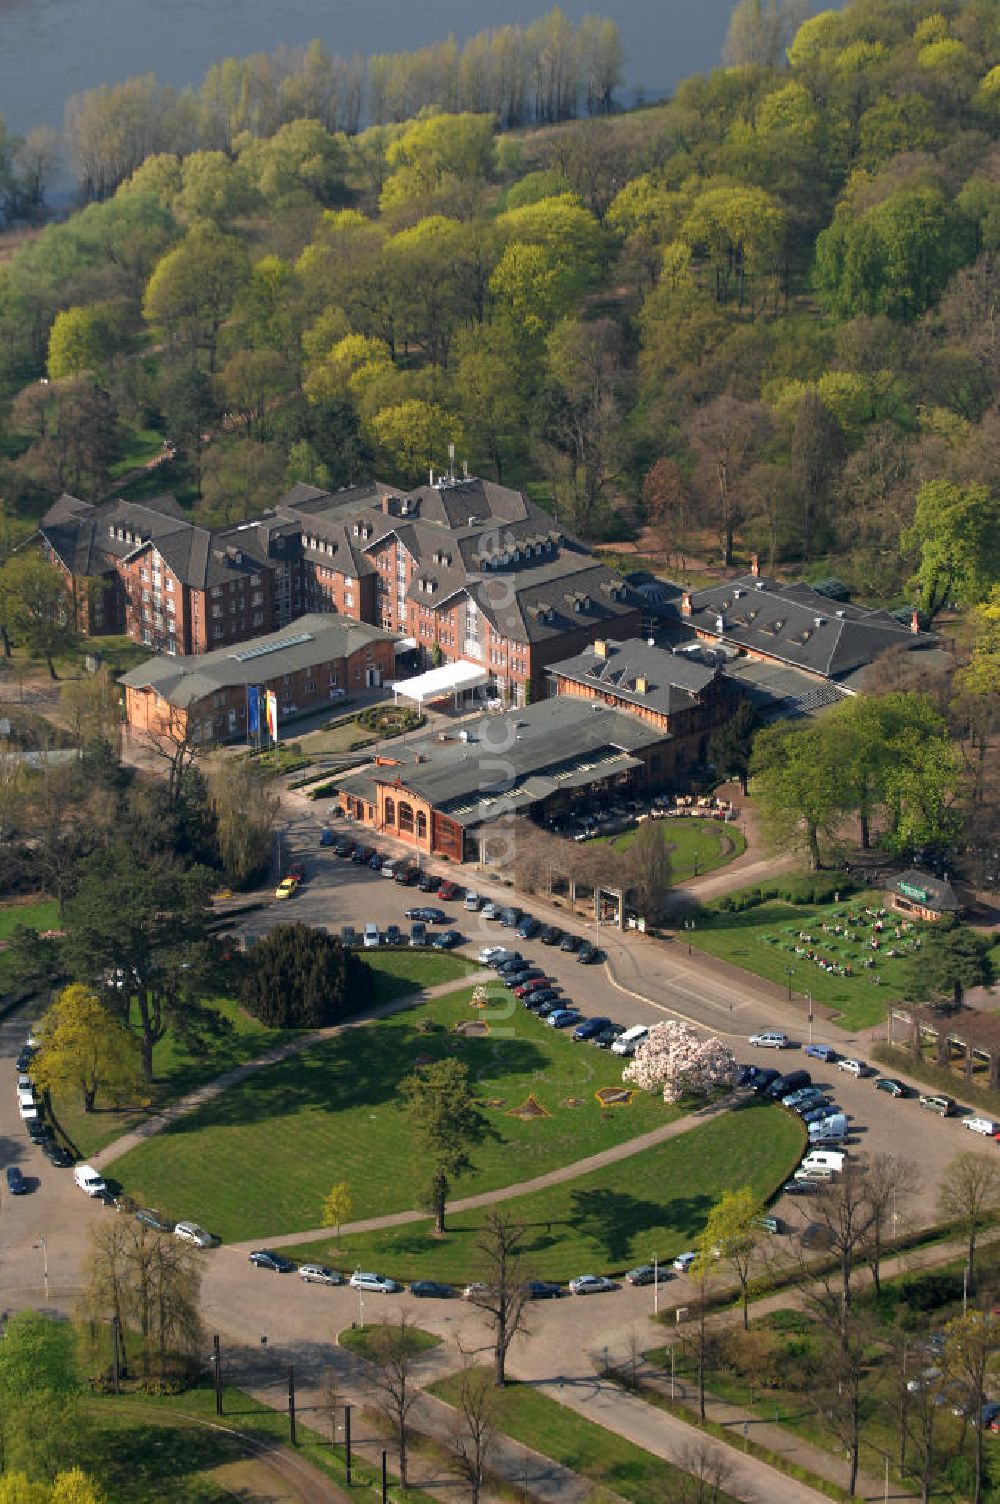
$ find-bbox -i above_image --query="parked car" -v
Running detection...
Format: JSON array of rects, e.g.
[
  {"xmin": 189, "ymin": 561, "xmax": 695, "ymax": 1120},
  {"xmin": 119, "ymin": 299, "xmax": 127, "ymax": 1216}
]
[
  {"xmin": 5, "ymin": 1166, "xmax": 27, "ymax": 1195},
  {"xmin": 568, "ymin": 1274, "xmax": 616, "ymax": 1295},
  {"xmin": 432, "ymin": 930, "xmax": 461, "ymax": 950},
  {"xmin": 592, "ymin": 1024, "xmax": 626, "ymax": 1049},
  {"xmin": 804, "ymin": 1044, "xmax": 838, "ymax": 1062},
  {"xmin": 748, "ymin": 1031, "xmax": 790, "ymax": 1049},
  {"xmin": 409, "ymin": 923, "xmax": 427, "ymax": 947},
  {"xmin": 299, "ymin": 1264, "xmax": 346, "ymax": 1285},
  {"xmin": 405, "ymin": 907, "xmax": 446, "ymax": 924},
  {"xmin": 559, "ymin": 933, "xmax": 581, "ymax": 953},
  {"xmin": 368, "ymin": 852, "xmax": 384, "ymax": 871},
  {"xmin": 319, "ymin": 827, "xmax": 335, "ymax": 846},
  {"xmin": 340, "ymin": 926, "xmax": 358, "ymax": 948},
  {"xmin": 576, "ymin": 942, "xmax": 599, "ymax": 964},
  {"xmin": 572, "ymin": 1016, "xmax": 613, "ymax": 1042},
  {"xmin": 672, "ymin": 1251, "xmax": 698, "ymax": 1274},
  {"xmin": 174, "ymin": 1221, "xmax": 213, "ymax": 1247},
  {"xmin": 363, "ymin": 922, "xmax": 381, "ymax": 949},
  {"xmin": 513, "ymin": 978, "xmax": 555, "ymax": 998},
  {"xmin": 489, "ymin": 951, "xmax": 522, "ymax": 969},
  {"xmin": 349, "ymin": 1271, "xmax": 401, "ymax": 1293},
  {"xmin": 516, "ymin": 916, "xmax": 539, "ymax": 939},
  {"xmin": 548, "ymin": 1008, "xmax": 582, "ymax": 1029},
  {"xmin": 801, "ymin": 1102, "xmax": 837, "ymax": 1123},
  {"xmin": 438, "ymin": 880, "xmax": 461, "ymax": 901},
  {"xmin": 874, "ymin": 1077, "xmax": 908, "ymax": 1098},
  {"xmin": 781, "ymin": 1178, "xmax": 820, "ymax": 1196},
  {"xmin": 523, "ymin": 1280, "xmax": 563, "ymax": 1299},
  {"xmin": 25, "ymin": 1120, "xmax": 50, "ymax": 1144},
  {"xmin": 524, "ymin": 989, "xmax": 561, "ymax": 1010},
  {"xmin": 334, "ymin": 839, "xmax": 356, "ymax": 858},
  {"xmin": 755, "ymin": 1215, "xmax": 783, "ymax": 1235},
  {"xmin": 249, "ymin": 1249, "xmax": 296, "ymax": 1272},
  {"xmin": 540, "ymin": 925, "xmax": 563, "ymax": 946},
  {"xmin": 275, "ymin": 876, "xmax": 299, "ymax": 900},
  {"xmin": 410, "ymin": 1280, "xmax": 455, "ymax": 1298},
  {"xmin": 42, "ymin": 1142, "xmax": 73, "ymax": 1168},
  {"xmin": 837, "ymin": 1057, "xmax": 867, "ymax": 1077},
  {"xmin": 384, "ymin": 924, "xmax": 403, "ymax": 946},
  {"xmin": 750, "ymin": 1068, "xmax": 781, "ymax": 1093},
  {"xmin": 352, "ymin": 845, "xmax": 374, "ymax": 864},
  {"xmin": 481, "ymin": 901, "xmax": 499, "ymax": 920},
  {"xmin": 782, "ymin": 1086, "xmax": 823, "ymax": 1109},
  {"xmin": 135, "ymin": 1207, "xmax": 175, "ymax": 1232},
  {"xmin": 504, "ymin": 967, "xmax": 543, "ymax": 988},
  {"xmin": 499, "ymin": 907, "xmax": 521, "ymax": 928},
  {"xmin": 418, "ymin": 872, "xmax": 442, "ymax": 892},
  {"xmin": 625, "ymin": 1264, "xmax": 669, "ymax": 1286},
  {"xmin": 464, "ymin": 891, "xmax": 481, "ymax": 911},
  {"xmin": 534, "ymin": 998, "xmax": 564, "ymax": 1018},
  {"xmin": 15, "ymin": 1047, "xmax": 35, "ymax": 1072},
  {"xmin": 402, "ymin": 867, "xmax": 422, "ymax": 886}
]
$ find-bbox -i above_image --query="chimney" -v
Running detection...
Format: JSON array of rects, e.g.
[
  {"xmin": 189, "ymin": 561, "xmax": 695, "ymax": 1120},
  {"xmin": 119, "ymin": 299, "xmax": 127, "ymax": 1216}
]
[
  {"xmin": 911, "ymin": 607, "xmax": 920, "ymax": 634},
  {"xmin": 594, "ymin": 638, "xmax": 608, "ymax": 658},
  {"xmin": 681, "ymin": 590, "xmax": 693, "ymax": 617},
  {"xmin": 750, "ymin": 553, "xmax": 760, "ymax": 578},
  {"xmin": 635, "ymin": 675, "xmax": 648, "ymax": 694}
]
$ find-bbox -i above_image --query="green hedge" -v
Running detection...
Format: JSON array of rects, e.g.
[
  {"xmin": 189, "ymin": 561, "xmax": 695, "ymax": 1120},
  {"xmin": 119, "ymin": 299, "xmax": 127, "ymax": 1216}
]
[
  {"xmin": 871, "ymin": 1042, "xmax": 999, "ymax": 1111},
  {"xmin": 717, "ymin": 873, "xmax": 855, "ymax": 912}
]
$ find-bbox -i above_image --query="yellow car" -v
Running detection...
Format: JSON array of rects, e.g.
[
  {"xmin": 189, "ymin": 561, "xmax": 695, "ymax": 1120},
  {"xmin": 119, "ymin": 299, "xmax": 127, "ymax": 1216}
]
[{"xmin": 275, "ymin": 876, "xmax": 299, "ymax": 900}]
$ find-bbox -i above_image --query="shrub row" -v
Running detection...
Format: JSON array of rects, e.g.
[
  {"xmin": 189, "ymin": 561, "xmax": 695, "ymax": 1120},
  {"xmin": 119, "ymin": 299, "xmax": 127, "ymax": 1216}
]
[
  {"xmin": 716, "ymin": 873, "xmax": 856, "ymax": 912},
  {"xmin": 871, "ymin": 1042, "xmax": 999, "ymax": 1111}
]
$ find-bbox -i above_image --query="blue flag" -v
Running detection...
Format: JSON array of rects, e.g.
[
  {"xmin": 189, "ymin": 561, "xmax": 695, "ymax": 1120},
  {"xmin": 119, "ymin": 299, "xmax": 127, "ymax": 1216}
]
[{"xmin": 247, "ymin": 684, "xmax": 260, "ymax": 735}]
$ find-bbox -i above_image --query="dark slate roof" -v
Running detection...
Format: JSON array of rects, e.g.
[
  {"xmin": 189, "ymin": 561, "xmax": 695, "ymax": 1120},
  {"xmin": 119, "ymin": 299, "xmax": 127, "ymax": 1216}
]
[
  {"xmin": 120, "ymin": 614, "xmax": 396, "ymax": 709},
  {"xmin": 490, "ymin": 560, "xmax": 641, "ymax": 646},
  {"xmin": 678, "ymin": 574, "xmax": 932, "ymax": 681},
  {"xmin": 546, "ymin": 637, "xmax": 719, "ymax": 715},
  {"xmin": 339, "ymin": 697, "xmax": 665, "ymax": 827},
  {"xmin": 890, "ymin": 870, "xmax": 961, "ymax": 912},
  {"xmin": 40, "ymin": 494, "xmax": 188, "ymax": 577}
]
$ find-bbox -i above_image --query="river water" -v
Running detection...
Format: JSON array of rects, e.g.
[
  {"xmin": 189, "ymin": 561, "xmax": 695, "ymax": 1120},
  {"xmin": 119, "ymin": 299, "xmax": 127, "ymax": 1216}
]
[{"xmin": 0, "ymin": 0, "xmax": 739, "ymax": 138}]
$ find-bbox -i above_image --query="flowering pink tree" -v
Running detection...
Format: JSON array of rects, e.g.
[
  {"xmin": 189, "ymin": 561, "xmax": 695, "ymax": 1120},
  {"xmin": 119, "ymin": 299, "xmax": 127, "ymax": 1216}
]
[{"xmin": 623, "ymin": 1020, "xmax": 737, "ymax": 1104}]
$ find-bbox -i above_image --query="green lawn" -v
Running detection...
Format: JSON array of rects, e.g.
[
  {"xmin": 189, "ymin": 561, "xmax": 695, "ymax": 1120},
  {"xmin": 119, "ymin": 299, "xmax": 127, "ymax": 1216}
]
[
  {"xmin": 687, "ymin": 888, "xmax": 926, "ymax": 1030},
  {"xmin": 286, "ymin": 1101, "xmax": 804, "ymax": 1281},
  {"xmin": 109, "ymin": 427, "xmax": 169, "ymax": 477},
  {"xmin": 605, "ymin": 816, "xmax": 746, "ymax": 883},
  {"xmin": 53, "ymin": 950, "xmax": 474, "ymax": 1159},
  {"xmin": 0, "ymin": 896, "xmax": 61, "ymax": 942},
  {"xmin": 338, "ymin": 1323, "xmax": 440, "ymax": 1361},
  {"xmin": 84, "ymin": 1384, "xmax": 435, "ymax": 1504},
  {"xmin": 430, "ymin": 1371, "xmax": 741, "ymax": 1504},
  {"xmin": 108, "ymin": 984, "xmax": 682, "ymax": 1242}
]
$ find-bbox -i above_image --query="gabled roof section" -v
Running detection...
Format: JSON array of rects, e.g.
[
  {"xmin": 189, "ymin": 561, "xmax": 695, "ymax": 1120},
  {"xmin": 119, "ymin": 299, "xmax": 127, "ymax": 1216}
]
[
  {"xmin": 681, "ymin": 574, "xmax": 933, "ymax": 681},
  {"xmin": 547, "ymin": 637, "xmax": 720, "ymax": 715}
]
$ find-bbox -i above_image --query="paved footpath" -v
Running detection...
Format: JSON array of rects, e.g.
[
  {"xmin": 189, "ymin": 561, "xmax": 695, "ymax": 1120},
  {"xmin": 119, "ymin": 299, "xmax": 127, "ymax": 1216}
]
[{"xmin": 91, "ymin": 973, "xmax": 490, "ymax": 1171}]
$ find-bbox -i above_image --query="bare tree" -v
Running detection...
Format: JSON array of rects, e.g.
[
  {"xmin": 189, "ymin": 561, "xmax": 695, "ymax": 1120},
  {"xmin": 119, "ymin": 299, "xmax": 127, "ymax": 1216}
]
[
  {"xmin": 939, "ymin": 1153, "xmax": 1000, "ymax": 1292},
  {"xmin": 808, "ymin": 1288, "xmax": 877, "ymax": 1497},
  {"xmin": 447, "ymin": 1365, "xmax": 498, "ymax": 1504},
  {"xmin": 139, "ymin": 705, "xmax": 199, "ymax": 811},
  {"xmin": 684, "ymin": 395, "xmax": 773, "ymax": 567},
  {"xmin": 467, "ymin": 1209, "xmax": 531, "ymax": 1387},
  {"xmin": 685, "ymin": 1255, "xmax": 720, "ymax": 1423},
  {"xmin": 623, "ymin": 819, "xmax": 672, "ymax": 925},
  {"xmin": 944, "ymin": 1312, "xmax": 999, "ymax": 1504},
  {"xmin": 902, "ymin": 1361, "xmax": 950, "ymax": 1504},
  {"xmin": 205, "ymin": 755, "xmax": 279, "ymax": 887},
  {"xmin": 675, "ymin": 1436, "xmax": 738, "ymax": 1504},
  {"xmin": 80, "ymin": 1218, "xmax": 202, "ymax": 1380},
  {"xmin": 369, "ymin": 1312, "xmax": 424, "ymax": 1488},
  {"xmin": 805, "ymin": 1163, "xmax": 875, "ymax": 1339},
  {"xmin": 861, "ymin": 1154, "xmax": 918, "ymax": 1299}
]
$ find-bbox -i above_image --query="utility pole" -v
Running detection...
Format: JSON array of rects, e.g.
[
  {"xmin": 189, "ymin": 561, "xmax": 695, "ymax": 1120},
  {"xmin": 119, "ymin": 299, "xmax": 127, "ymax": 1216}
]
[
  {"xmin": 344, "ymin": 1403, "xmax": 352, "ymax": 1485},
  {"xmin": 381, "ymin": 1449, "xmax": 388, "ymax": 1503},
  {"xmin": 111, "ymin": 1314, "xmax": 121, "ymax": 1394},
  {"xmin": 213, "ymin": 1334, "xmax": 223, "ymax": 1415},
  {"xmin": 288, "ymin": 1364, "xmax": 297, "ymax": 1445}
]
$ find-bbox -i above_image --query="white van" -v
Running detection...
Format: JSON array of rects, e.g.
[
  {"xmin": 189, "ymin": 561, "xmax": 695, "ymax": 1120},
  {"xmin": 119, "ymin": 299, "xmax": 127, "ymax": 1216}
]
[
  {"xmin": 17, "ymin": 1085, "xmax": 35, "ymax": 1106},
  {"xmin": 612, "ymin": 1025, "xmax": 649, "ymax": 1057},
  {"xmin": 809, "ymin": 1113, "xmax": 849, "ymax": 1143},
  {"xmin": 837, "ymin": 1058, "xmax": 866, "ymax": 1077},
  {"xmin": 464, "ymin": 891, "xmax": 481, "ymax": 912},
  {"xmin": 73, "ymin": 1164, "xmax": 107, "ymax": 1197},
  {"xmin": 963, "ymin": 1116, "xmax": 998, "ymax": 1137},
  {"xmin": 363, "ymin": 922, "xmax": 381, "ymax": 949},
  {"xmin": 801, "ymin": 1148, "xmax": 846, "ymax": 1174},
  {"xmin": 18, "ymin": 1100, "xmax": 39, "ymax": 1123}
]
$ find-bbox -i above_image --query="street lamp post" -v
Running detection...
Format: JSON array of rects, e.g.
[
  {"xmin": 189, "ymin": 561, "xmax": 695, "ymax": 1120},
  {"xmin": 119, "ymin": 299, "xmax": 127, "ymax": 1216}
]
[
  {"xmin": 784, "ymin": 965, "xmax": 794, "ymax": 1000},
  {"xmin": 32, "ymin": 1234, "xmax": 48, "ymax": 1299},
  {"xmin": 652, "ymin": 1253, "xmax": 659, "ymax": 1317},
  {"xmin": 807, "ymin": 994, "xmax": 813, "ymax": 1046},
  {"xmin": 684, "ymin": 918, "xmax": 695, "ymax": 955}
]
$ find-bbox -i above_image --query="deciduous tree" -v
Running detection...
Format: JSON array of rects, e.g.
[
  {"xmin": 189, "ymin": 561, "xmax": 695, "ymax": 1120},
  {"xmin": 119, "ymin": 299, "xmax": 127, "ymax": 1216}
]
[
  {"xmin": 466, "ymin": 1208, "xmax": 532, "ymax": 1386},
  {"xmin": 400, "ymin": 1057, "xmax": 489, "ymax": 1234},
  {"xmin": 33, "ymin": 983, "xmax": 146, "ymax": 1114},
  {"xmin": 368, "ymin": 1314, "xmax": 424, "ymax": 1489},
  {"xmin": 321, "ymin": 1181, "xmax": 354, "ymax": 1247},
  {"xmin": 239, "ymin": 923, "xmax": 371, "ymax": 1030},
  {"xmin": 702, "ymin": 1186, "xmax": 763, "ymax": 1329},
  {"xmin": 0, "ymin": 553, "xmax": 77, "ymax": 680},
  {"xmin": 939, "ymin": 1153, "xmax": 1000, "ymax": 1291},
  {"xmin": 623, "ymin": 1020, "xmax": 737, "ymax": 1104}
]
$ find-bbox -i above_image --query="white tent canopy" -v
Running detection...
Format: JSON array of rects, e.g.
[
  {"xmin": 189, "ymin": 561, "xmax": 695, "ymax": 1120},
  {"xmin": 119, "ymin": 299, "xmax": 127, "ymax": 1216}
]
[{"xmin": 391, "ymin": 660, "xmax": 489, "ymax": 706}]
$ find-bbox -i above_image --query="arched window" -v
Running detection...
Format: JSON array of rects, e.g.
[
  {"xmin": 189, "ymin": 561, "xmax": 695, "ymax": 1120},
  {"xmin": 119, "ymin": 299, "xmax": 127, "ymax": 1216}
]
[
  {"xmin": 416, "ymin": 810, "xmax": 428, "ymax": 840},
  {"xmin": 398, "ymin": 801, "xmax": 414, "ymax": 834},
  {"xmin": 384, "ymin": 796, "xmax": 395, "ymax": 826}
]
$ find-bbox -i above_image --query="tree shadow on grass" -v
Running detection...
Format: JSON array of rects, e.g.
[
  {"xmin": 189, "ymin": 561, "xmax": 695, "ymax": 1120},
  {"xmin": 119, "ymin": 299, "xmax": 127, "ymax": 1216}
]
[
  {"xmin": 81, "ymin": 1417, "xmax": 255, "ymax": 1502},
  {"xmin": 159, "ymin": 1016, "xmax": 548, "ymax": 1137},
  {"xmin": 568, "ymin": 1189, "xmax": 712, "ymax": 1264}
]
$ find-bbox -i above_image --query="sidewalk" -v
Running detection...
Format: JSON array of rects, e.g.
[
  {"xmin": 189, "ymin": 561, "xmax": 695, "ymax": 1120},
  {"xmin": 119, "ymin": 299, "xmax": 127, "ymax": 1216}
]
[{"xmin": 92, "ymin": 972, "xmax": 489, "ymax": 1171}]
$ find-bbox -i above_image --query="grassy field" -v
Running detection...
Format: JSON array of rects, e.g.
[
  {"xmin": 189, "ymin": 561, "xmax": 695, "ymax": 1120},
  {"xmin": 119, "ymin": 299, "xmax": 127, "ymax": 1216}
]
[
  {"xmin": 109, "ymin": 984, "xmax": 682, "ymax": 1242},
  {"xmin": 687, "ymin": 888, "xmax": 928, "ymax": 1030},
  {"xmin": 285, "ymin": 1100, "xmax": 804, "ymax": 1281},
  {"xmin": 605, "ymin": 816, "xmax": 746, "ymax": 883},
  {"xmin": 83, "ymin": 1384, "xmax": 435, "ymax": 1504},
  {"xmin": 430, "ymin": 1370, "xmax": 742, "ymax": 1503},
  {"xmin": 0, "ymin": 895, "xmax": 61, "ymax": 942},
  {"xmin": 338, "ymin": 1323, "xmax": 440, "ymax": 1361},
  {"xmin": 53, "ymin": 950, "xmax": 473, "ymax": 1158}
]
